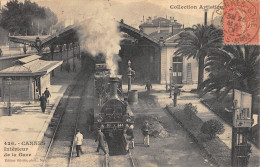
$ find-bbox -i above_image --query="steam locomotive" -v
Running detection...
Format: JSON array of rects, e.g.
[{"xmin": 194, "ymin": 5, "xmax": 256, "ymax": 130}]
[{"xmin": 93, "ymin": 64, "xmax": 134, "ymax": 135}]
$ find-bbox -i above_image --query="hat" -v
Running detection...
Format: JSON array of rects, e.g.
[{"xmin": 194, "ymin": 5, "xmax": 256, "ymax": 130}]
[
  {"xmin": 129, "ymin": 125, "xmax": 134, "ymax": 129},
  {"xmin": 77, "ymin": 129, "xmax": 80, "ymax": 132}
]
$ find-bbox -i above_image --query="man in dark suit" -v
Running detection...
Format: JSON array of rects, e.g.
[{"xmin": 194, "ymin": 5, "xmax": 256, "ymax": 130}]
[
  {"xmin": 145, "ymin": 80, "xmax": 152, "ymax": 93},
  {"xmin": 95, "ymin": 129, "xmax": 107, "ymax": 155},
  {"xmin": 39, "ymin": 93, "xmax": 47, "ymax": 113}
]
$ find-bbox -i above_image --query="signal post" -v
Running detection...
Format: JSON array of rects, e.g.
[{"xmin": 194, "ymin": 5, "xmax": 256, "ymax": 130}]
[{"xmin": 231, "ymin": 89, "xmax": 253, "ymax": 167}]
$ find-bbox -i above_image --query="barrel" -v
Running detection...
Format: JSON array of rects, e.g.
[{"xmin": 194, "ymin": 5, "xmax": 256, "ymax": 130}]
[{"xmin": 128, "ymin": 90, "xmax": 138, "ymax": 104}]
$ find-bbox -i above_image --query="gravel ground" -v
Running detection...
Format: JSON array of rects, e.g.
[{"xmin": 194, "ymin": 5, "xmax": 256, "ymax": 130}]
[{"xmin": 130, "ymin": 91, "xmax": 216, "ymax": 167}]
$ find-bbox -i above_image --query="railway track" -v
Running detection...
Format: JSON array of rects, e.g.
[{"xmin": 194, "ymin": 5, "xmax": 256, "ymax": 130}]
[
  {"xmin": 41, "ymin": 73, "xmax": 87, "ymax": 167},
  {"xmin": 102, "ymin": 150, "xmax": 137, "ymax": 167},
  {"xmin": 102, "ymin": 134, "xmax": 137, "ymax": 167}
]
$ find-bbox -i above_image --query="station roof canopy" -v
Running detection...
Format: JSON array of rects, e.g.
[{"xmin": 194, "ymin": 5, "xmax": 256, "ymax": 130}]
[
  {"xmin": 17, "ymin": 55, "xmax": 41, "ymax": 64},
  {"xmin": 0, "ymin": 59, "xmax": 62, "ymax": 77},
  {"xmin": 119, "ymin": 21, "xmax": 159, "ymax": 46},
  {"xmin": 9, "ymin": 24, "xmax": 80, "ymax": 49},
  {"xmin": 9, "ymin": 35, "xmax": 50, "ymax": 46},
  {"xmin": 9, "ymin": 21, "xmax": 160, "ymax": 49}
]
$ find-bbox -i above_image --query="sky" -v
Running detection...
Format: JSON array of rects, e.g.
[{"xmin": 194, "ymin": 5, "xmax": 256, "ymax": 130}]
[{"xmin": 1, "ymin": 0, "xmax": 223, "ymax": 28}]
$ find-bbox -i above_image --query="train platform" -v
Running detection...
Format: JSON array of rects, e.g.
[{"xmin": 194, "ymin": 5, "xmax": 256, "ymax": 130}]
[
  {"xmin": 0, "ymin": 58, "xmax": 81, "ymax": 167},
  {"xmin": 123, "ymin": 84, "xmax": 259, "ymax": 166}
]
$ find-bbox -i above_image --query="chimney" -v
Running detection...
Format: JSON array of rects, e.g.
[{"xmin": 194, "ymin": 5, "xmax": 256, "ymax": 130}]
[
  {"xmin": 159, "ymin": 37, "xmax": 164, "ymax": 47},
  {"xmin": 204, "ymin": 9, "xmax": 208, "ymax": 25},
  {"xmin": 170, "ymin": 17, "xmax": 174, "ymax": 22},
  {"xmin": 109, "ymin": 77, "xmax": 119, "ymax": 99},
  {"xmin": 174, "ymin": 20, "xmax": 177, "ymax": 23}
]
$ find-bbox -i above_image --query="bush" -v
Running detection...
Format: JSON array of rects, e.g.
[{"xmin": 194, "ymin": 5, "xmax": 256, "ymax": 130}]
[
  {"xmin": 184, "ymin": 103, "xmax": 198, "ymax": 119},
  {"xmin": 201, "ymin": 119, "xmax": 225, "ymax": 138}
]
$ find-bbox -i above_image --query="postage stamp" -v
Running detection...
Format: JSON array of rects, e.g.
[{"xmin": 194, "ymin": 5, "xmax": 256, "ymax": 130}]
[{"xmin": 223, "ymin": 0, "xmax": 259, "ymax": 45}]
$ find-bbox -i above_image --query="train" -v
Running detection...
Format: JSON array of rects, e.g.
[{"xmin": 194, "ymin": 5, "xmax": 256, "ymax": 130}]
[{"xmin": 93, "ymin": 64, "xmax": 134, "ymax": 135}]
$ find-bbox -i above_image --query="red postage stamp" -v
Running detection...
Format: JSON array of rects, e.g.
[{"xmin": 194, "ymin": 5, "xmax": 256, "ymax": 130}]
[{"xmin": 223, "ymin": 0, "xmax": 259, "ymax": 45}]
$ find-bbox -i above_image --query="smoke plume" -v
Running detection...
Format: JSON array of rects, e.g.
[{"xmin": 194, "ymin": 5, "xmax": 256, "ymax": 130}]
[{"xmin": 79, "ymin": 0, "xmax": 122, "ymax": 76}]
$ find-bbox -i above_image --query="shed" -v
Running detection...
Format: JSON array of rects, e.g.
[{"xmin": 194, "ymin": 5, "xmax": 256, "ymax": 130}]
[{"xmin": 0, "ymin": 55, "xmax": 62, "ymax": 101}]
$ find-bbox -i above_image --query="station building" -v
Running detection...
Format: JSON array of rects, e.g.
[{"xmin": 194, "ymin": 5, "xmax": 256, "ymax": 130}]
[
  {"xmin": 6, "ymin": 18, "xmax": 199, "ymax": 86},
  {"xmin": 129, "ymin": 16, "xmax": 199, "ymax": 85},
  {"xmin": 159, "ymin": 34, "xmax": 199, "ymax": 85},
  {"xmin": 0, "ymin": 55, "xmax": 62, "ymax": 101},
  {"xmin": 139, "ymin": 16, "xmax": 183, "ymax": 35}
]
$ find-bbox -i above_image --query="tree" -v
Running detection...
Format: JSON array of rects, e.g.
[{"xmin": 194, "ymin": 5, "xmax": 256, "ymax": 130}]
[
  {"xmin": 174, "ymin": 24, "xmax": 223, "ymax": 90},
  {"xmin": 0, "ymin": 0, "xmax": 57, "ymax": 36},
  {"xmin": 201, "ymin": 45, "xmax": 259, "ymax": 101}
]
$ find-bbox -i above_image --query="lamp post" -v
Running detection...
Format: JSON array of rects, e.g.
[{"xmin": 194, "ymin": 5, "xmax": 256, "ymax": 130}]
[
  {"xmin": 173, "ymin": 86, "xmax": 180, "ymax": 107},
  {"xmin": 169, "ymin": 67, "xmax": 173, "ymax": 98},
  {"xmin": 6, "ymin": 78, "xmax": 12, "ymax": 116},
  {"xmin": 72, "ymin": 42, "xmax": 75, "ymax": 71},
  {"xmin": 59, "ymin": 45, "xmax": 63, "ymax": 71},
  {"xmin": 128, "ymin": 60, "xmax": 132, "ymax": 92}
]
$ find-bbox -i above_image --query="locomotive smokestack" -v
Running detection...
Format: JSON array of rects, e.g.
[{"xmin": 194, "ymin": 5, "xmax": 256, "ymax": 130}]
[{"xmin": 109, "ymin": 77, "xmax": 119, "ymax": 99}]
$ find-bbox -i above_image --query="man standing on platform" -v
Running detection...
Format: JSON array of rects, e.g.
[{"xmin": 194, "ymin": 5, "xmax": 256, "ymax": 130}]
[
  {"xmin": 74, "ymin": 129, "xmax": 84, "ymax": 157},
  {"xmin": 145, "ymin": 80, "xmax": 152, "ymax": 93},
  {"xmin": 127, "ymin": 124, "xmax": 135, "ymax": 149},
  {"xmin": 39, "ymin": 93, "xmax": 47, "ymax": 113},
  {"xmin": 95, "ymin": 129, "xmax": 107, "ymax": 155},
  {"xmin": 44, "ymin": 88, "xmax": 51, "ymax": 104},
  {"xmin": 141, "ymin": 120, "xmax": 150, "ymax": 147}
]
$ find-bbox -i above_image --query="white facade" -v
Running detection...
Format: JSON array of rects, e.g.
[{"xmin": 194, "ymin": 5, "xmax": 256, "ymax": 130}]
[{"xmin": 160, "ymin": 42, "xmax": 198, "ymax": 85}]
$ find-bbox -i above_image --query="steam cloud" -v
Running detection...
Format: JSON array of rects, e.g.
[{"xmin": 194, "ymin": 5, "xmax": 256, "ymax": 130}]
[{"xmin": 79, "ymin": 0, "xmax": 122, "ymax": 76}]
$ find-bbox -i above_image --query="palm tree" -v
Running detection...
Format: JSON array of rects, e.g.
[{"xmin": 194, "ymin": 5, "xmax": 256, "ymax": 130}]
[
  {"xmin": 201, "ymin": 45, "xmax": 259, "ymax": 101},
  {"xmin": 174, "ymin": 24, "xmax": 223, "ymax": 90}
]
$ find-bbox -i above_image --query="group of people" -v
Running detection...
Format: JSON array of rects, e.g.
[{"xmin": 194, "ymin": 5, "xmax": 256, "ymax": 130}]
[
  {"xmin": 39, "ymin": 88, "xmax": 51, "ymax": 113},
  {"xmin": 74, "ymin": 120, "xmax": 151, "ymax": 157},
  {"xmin": 123, "ymin": 121, "xmax": 151, "ymax": 151},
  {"xmin": 74, "ymin": 128, "xmax": 107, "ymax": 157}
]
